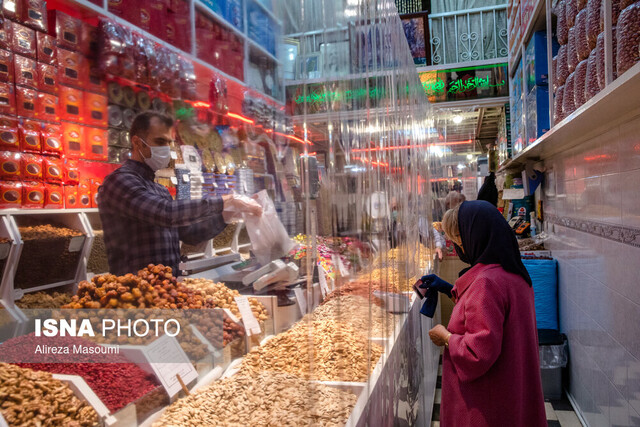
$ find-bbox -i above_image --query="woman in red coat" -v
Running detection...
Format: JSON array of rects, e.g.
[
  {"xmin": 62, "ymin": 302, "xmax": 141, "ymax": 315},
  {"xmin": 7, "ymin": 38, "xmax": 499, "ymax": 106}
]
[{"xmin": 420, "ymin": 201, "xmax": 546, "ymax": 426}]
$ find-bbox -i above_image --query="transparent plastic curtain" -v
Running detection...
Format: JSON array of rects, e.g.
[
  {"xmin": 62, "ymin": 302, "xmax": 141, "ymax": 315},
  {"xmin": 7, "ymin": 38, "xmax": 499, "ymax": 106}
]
[{"xmin": 278, "ymin": 0, "xmax": 436, "ymax": 419}]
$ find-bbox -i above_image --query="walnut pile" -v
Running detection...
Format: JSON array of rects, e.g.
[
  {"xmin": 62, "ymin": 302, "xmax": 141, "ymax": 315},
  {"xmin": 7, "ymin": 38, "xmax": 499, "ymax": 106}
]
[
  {"xmin": 154, "ymin": 371, "xmax": 357, "ymax": 427},
  {"xmin": 240, "ymin": 319, "xmax": 382, "ymax": 382},
  {"xmin": 182, "ymin": 278, "xmax": 267, "ymax": 321},
  {"xmin": 0, "ymin": 363, "xmax": 98, "ymax": 426},
  {"xmin": 18, "ymin": 225, "xmax": 82, "ymax": 241}
]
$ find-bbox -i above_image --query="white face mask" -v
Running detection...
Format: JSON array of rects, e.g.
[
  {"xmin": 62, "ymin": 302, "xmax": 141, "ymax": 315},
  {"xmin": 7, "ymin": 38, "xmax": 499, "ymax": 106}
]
[{"xmin": 138, "ymin": 138, "xmax": 171, "ymax": 171}]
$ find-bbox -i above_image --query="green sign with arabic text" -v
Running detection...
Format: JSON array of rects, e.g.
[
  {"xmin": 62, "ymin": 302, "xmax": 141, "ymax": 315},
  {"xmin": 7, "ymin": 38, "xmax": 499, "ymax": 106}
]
[{"xmin": 419, "ymin": 63, "xmax": 508, "ymax": 102}]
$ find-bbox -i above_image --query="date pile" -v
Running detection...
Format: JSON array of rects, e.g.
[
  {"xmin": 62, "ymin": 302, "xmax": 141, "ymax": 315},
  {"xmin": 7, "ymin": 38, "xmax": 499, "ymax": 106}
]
[
  {"xmin": 16, "ymin": 291, "xmax": 72, "ymax": 309},
  {"xmin": 0, "ymin": 363, "xmax": 98, "ymax": 426},
  {"xmin": 182, "ymin": 278, "xmax": 268, "ymax": 321},
  {"xmin": 241, "ymin": 319, "xmax": 382, "ymax": 382},
  {"xmin": 311, "ymin": 295, "xmax": 394, "ymax": 337},
  {"xmin": 154, "ymin": 371, "xmax": 357, "ymax": 427}
]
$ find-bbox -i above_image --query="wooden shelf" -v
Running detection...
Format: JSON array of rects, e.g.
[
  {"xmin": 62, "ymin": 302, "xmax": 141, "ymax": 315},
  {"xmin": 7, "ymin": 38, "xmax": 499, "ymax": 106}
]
[{"xmin": 500, "ymin": 62, "xmax": 640, "ymax": 171}]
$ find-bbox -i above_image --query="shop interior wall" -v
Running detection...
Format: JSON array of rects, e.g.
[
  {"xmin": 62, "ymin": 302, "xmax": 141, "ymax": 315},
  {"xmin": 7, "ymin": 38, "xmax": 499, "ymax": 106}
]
[{"xmin": 542, "ymin": 112, "xmax": 640, "ymax": 426}]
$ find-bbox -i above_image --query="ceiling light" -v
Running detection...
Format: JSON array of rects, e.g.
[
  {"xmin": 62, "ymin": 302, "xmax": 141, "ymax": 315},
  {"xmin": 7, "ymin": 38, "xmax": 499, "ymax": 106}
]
[
  {"xmin": 466, "ymin": 154, "xmax": 473, "ymax": 160},
  {"xmin": 452, "ymin": 115, "xmax": 463, "ymax": 124},
  {"xmin": 457, "ymin": 163, "xmax": 465, "ymax": 170}
]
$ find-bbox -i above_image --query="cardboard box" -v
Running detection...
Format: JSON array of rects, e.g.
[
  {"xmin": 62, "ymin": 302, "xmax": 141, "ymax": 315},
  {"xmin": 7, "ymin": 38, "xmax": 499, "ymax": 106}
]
[
  {"xmin": 58, "ymin": 48, "xmax": 86, "ymax": 88},
  {"xmin": 20, "ymin": 0, "xmax": 48, "ymax": 33},
  {"xmin": 37, "ymin": 62, "xmax": 57, "ymax": 94},
  {"xmin": 0, "ymin": 82, "xmax": 16, "ymax": 116},
  {"xmin": 85, "ymin": 127, "xmax": 108, "ymax": 161},
  {"xmin": 59, "ymin": 85, "xmax": 83, "ymax": 122},
  {"xmin": 0, "ymin": 49, "xmax": 14, "ymax": 83},
  {"xmin": 48, "ymin": 10, "xmax": 83, "ymax": 52},
  {"xmin": 37, "ymin": 91, "xmax": 58, "ymax": 122},
  {"xmin": 36, "ymin": 32, "xmax": 56, "ymax": 64},
  {"xmin": 11, "ymin": 22, "xmax": 36, "ymax": 58},
  {"xmin": 61, "ymin": 121, "xmax": 84, "ymax": 158},
  {"xmin": 14, "ymin": 54, "xmax": 37, "ymax": 89},
  {"xmin": 83, "ymin": 92, "xmax": 108, "ymax": 127},
  {"xmin": 16, "ymin": 86, "xmax": 37, "ymax": 118}
]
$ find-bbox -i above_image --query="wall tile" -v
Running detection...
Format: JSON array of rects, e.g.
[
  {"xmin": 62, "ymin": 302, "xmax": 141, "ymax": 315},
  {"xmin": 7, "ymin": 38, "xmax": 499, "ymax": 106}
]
[
  {"xmin": 601, "ymin": 173, "xmax": 623, "ymax": 225},
  {"xmin": 630, "ymin": 405, "xmax": 640, "ymax": 427},
  {"xmin": 610, "ymin": 383, "xmax": 631, "ymax": 427},
  {"xmin": 608, "ymin": 291, "xmax": 640, "ymax": 362},
  {"xmin": 588, "ymin": 368, "xmax": 610, "ymax": 427},
  {"xmin": 624, "ymin": 352, "xmax": 640, "ymax": 415},
  {"xmin": 621, "ymin": 169, "xmax": 640, "ymax": 229},
  {"xmin": 618, "ymin": 115, "xmax": 640, "ymax": 173}
]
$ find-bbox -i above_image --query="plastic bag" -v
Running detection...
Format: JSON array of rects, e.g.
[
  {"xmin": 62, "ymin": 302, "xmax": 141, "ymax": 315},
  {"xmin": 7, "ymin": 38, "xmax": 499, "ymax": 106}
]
[
  {"xmin": 577, "ymin": 0, "xmax": 588, "ymax": 11},
  {"xmin": 567, "ymin": 0, "xmax": 577, "ymax": 27},
  {"xmin": 621, "ymin": 0, "xmax": 638, "ymax": 9},
  {"xmin": 596, "ymin": 27, "xmax": 618, "ymax": 88},
  {"xmin": 553, "ymin": 56, "xmax": 559, "ymax": 90},
  {"xmin": 568, "ymin": 27, "xmax": 579, "ymax": 73},
  {"xmin": 557, "ymin": 0, "xmax": 569, "ymax": 45},
  {"xmin": 576, "ymin": 10, "xmax": 591, "ymax": 60},
  {"xmin": 523, "ymin": 258, "xmax": 558, "ymax": 330},
  {"xmin": 539, "ymin": 341, "xmax": 568, "ymax": 369},
  {"xmin": 243, "ymin": 190, "xmax": 295, "ymax": 265},
  {"xmin": 557, "ymin": 45, "xmax": 569, "ymax": 86},
  {"xmin": 617, "ymin": 2, "xmax": 640, "ymax": 75},
  {"xmin": 563, "ymin": 72, "xmax": 576, "ymax": 116},
  {"xmin": 587, "ymin": 0, "xmax": 601, "ymax": 49},
  {"xmin": 601, "ymin": 0, "xmax": 622, "ymax": 30},
  {"xmin": 574, "ymin": 60, "xmax": 588, "ymax": 108},
  {"xmin": 586, "ymin": 48, "xmax": 601, "ymax": 100},
  {"xmin": 554, "ymin": 85, "xmax": 565, "ymax": 123}
]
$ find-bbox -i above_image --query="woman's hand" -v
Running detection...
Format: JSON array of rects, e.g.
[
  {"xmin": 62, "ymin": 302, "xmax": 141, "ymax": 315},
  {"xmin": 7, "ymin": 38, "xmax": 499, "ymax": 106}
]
[{"xmin": 429, "ymin": 324, "xmax": 452, "ymax": 347}]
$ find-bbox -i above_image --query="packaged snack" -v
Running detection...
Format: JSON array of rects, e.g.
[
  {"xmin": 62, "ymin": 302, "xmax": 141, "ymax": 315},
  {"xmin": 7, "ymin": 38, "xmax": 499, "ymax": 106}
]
[
  {"xmin": 601, "ymin": 0, "xmax": 622, "ymax": 29},
  {"xmin": 0, "ymin": 151, "xmax": 21, "ymax": 179},
  {"xmin": 11, "ymin": 22, "xmax": 36, "ymax": 58},
  {"xmin": 36, "ymin": 32, "xmax": 56, "ymax": 64},
  {"xmin": 43, "ymin": 155, "xmax": 63, "ymax": 182},
  {"xmin": 14, "ymin": 54, "xmax": 37, "ymax": 89},
  {"xmin": 90, "ymin": 179, "xmax": 101, "ymax": 207},
  {"xmin": 42, "ymin": 131, "xmax": 62, "ymax": 157},
  {"xmin": 64, "ymin": 184, "xmax": 79, "ymax": 208},
  {"xmin": 87, "ymin": 61, "xmax": 107, "ymax": 94},
  {"xmin": 22, "ymin": 180, "xmax": 44, "ymax": 208},
  {"xmin": 566, "ymin": 0, "xmax": 577, "ymax": 27},
  {"xmin": 586, "ymin": 0, "xmax": 601, "ymax": 50},
  {"xmin": 0, "ymin": 49, "xmax": 14, "ymax": 82},
  {"xmin": 48, "ymin": 10, "xmax": 82, "ymax": 51},
  {"xmin": 58, "ymin": 48, "xmax": 86, "ymax": 88},
  {"xmin": 576, "ymin": 9, "xmax": 590, "ymax": 61},
  {"xmin": 16, "ymin": 87, "xmax": 37, "ymax": 118},
  {"xmin": 44, "ymin": 182, "xmax": 63, "ymax": 208},
  {"xmin": 78, "ymin": 179, "xmax": 91, "ymax": 207},
  {"xmin": 65, "ymin": 159, "xmax": 79, "ymax": 184},
  {"xmin": 85, "ymin": 126, "xmax": 108, "ymax": 161},
  {"xmin": 61, "ymin": 121, "xmax": 83, "ymax": 158},
  {"xmin": 574, "ymin": 60, "xmax": 588, "ymax": 108},
  {"xmin": 21, "ymin": 153, "xmax": 42, "ymax": 180},
  {"xmin": 80, "ymin": 22, "xmax": 99, "ymax": 58},
  {"xmin": 563, "ymin": 72, "xmax": 576, "ymax": 116},
  {"xmin": 0, "ymin": 180, "xmax": 22, "ymax": 208},
  {"xmin": 577, "ymin": 0, "xmax": 587, "ymax": 11},
  {"xmin": 43, "ymin": 122, "xmax": 60, "ymax": 135},
  {"xmin": 567, "ymin": 27, "xmax": 579, "ymax": 73},
  {"xmin": 97, "ymin": 19, "xmax": 125, "ymax": 76},
  {"xmin": 2, "ymin": 0, "xmax": 22, "ymax": 21},
  {"xmin": 0, "ymin": 19, "xmax": 13, "ymax": 50},
  {"xmin": 0, "ymin": 127, "xmax": 19, "ymax": 151},
  {"xmin": 84, "ymin": 92, "xmax": 108, "ymax": 127},
  {"xmin": 20, "ymin": 125, "xmax": 41, "ymax": 153},
  {"xmin": 616, "ymin": 3, "xmax": 640, "ymax": 76},
  {"xmin": 585, "ymin": 48, "xmax": 601, "ymax": 100},
  {"xmin": 37, "ymin": 62, "xmax": 57, "ymax": 94},
  {"xmin": 0, "ymin": 82, "xmax": 16, "ymax": 115},
  {"xmin": 596, "ymin": 27, "xmax": 618, "ymax": 89},
  {"xmin": 37, "ymin": 92, "xmax": 58, "ymax": 122},
  {"xmin": 21, "ymin": 0, "xmax": 48, "ymax": 32},
  {"xmin": 0, "ymin": 116, "xmax": 17, "ymax": 128},
  {"xmin": 59, "ymin": 85, "xmax": 83, "ymax": 122},
  {"xmin": 20, "ymin": 118, "xmax": 40, "ymax": 132},
  {"xmin": 556, "ymin": 45, "xmax": 569, "ymax": 87}
]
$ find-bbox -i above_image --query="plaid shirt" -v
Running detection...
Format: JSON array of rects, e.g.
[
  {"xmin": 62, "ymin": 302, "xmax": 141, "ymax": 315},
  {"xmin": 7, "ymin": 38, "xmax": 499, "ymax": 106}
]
[{"xmin": 98, "ymin": 160, "xmax": 225, "ymax": 275}]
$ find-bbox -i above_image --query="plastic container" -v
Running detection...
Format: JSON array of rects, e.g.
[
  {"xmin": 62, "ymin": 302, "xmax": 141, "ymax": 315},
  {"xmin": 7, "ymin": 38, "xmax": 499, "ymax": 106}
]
[
  {"xmin": 586, "ymin": 48, "xmax": 601, "ymax": 100},
  {"xmin": 616, "ymin": 2, "xmax": 640, "ymax": 76},
  {"xmin": 554, "ymin": 85, "xmax": 565, "ymax": 123},
  {"xmin": 587, "ymin": 0, "xmax": 601, "ymax": 49},
  {"xmin": 557, "ymin": 0, "xmax": 569, "ymax": 45},
  {"xmin": 574, "ymin": 59, "xmax": 588, "ymax": 108}
]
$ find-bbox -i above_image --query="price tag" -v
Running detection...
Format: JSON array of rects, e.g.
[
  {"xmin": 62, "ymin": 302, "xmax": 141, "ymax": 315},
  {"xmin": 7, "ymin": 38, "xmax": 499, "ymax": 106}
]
[
  {"xmin": 318, "ymin": 266, "xmax": 329, "ymax": 297},
  {"xmin": 143, "ymin": 335, "xmax": 198, "ymax": 398},
  {"xmin": 222, "ymin": 308, "xmax": 240, "ymax": 324},
  {"xmin": 170, "ymin": 151, "xmax": 178, "ymax": 160},
  {"xmin": 293, "ymin": 287, "xmax": 307, "ymax": 315},
  {"xmin": 68, "ymin": 236, "xmax": 85, "ymax": 253},
  {"xmin": 234, "ymin": 296, "xmax": 261, "ymax": 336},
  {"xmin": 170, "ymin": 177, "xmax": 178, "ymax": 185},
  {"xmin": 182, "ymin": 174, "xmax": 189, "ymax": 183}
]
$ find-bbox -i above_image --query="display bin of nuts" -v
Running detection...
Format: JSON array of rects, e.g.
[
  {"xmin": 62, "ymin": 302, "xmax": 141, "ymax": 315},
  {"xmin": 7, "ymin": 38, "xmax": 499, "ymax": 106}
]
[
  {"xmin": 85, "ymin": 212, "xmax": 109, "ymax": 274},
  {"xmin": 10, "ymin": 212, "xmax": 93, "ymax": 292}
]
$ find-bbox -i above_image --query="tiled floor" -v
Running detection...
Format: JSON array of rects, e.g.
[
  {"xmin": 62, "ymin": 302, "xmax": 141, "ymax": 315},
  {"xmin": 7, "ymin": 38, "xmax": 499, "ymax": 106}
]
[{"xmin": 431, "ymin": 357, "xmax": 583, "ymax": 427}]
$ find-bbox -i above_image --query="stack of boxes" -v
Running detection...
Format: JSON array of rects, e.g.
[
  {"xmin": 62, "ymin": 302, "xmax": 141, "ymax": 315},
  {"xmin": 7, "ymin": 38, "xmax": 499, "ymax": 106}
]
[
  {"xmin": 510, "ymin": 58, "xmax": 524, "ymax": 155},
  {"xmin": 0, "ymin": 2, "xmax": 107, "ymax": 210},
  {"xmin": 195, "ymin": 9, "xmax": 244, "ymax": 80}
]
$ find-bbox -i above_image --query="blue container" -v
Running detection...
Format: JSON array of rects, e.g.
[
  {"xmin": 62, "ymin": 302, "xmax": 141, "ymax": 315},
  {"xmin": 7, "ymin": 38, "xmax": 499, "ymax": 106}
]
[
  {"xmin": 526, "ymin": 86, "xmax": 550, "ymax": 144},
  {"xmin": 525, "ymin": 31, "xmax": 560, "ymax": 91},
  {"xmin": 523, "ymin": 259, "xmax": 558, "ymax": 330}
]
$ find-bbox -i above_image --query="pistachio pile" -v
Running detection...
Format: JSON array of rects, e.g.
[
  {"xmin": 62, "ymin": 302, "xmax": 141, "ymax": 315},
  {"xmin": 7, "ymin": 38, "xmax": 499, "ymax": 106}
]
[
  {"xmin": 182, "ymin": 278, "xmax": 268, "ymax": 321},
  {"xmin": 154, "ymin": 371, "xmax": 357, "ymax": 427},
  {"xmin": 241, "ymin": 319, "xmax": 382, "ymax": 382},
  {"xmin": 0, "ymin": 363, "xmax": 99, "ymax": 426},
  {"xmin": 310, "ymin": 295, "xmax": 394, "ymax": 337}
]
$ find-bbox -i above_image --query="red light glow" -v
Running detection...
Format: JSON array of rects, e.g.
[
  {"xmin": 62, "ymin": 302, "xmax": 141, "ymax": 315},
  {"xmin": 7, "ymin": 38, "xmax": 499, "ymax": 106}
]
[{"xmin": 227, "ymin": 112, "xmax": 255, "ymax": 124}]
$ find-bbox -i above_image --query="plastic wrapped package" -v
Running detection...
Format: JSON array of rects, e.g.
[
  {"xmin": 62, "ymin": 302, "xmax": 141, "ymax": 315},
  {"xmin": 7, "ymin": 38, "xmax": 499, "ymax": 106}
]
[
  {"xmin": 557, "ymin": 0, "xmax": 569, "ymax": 45},
  {"xmin": 567, "ymin": 0, "xmax": 577, "ymax": 27},
  {"xmin": 557, "ymin": 45, "xmax": 569, "ymax": 86},
  {"xmin": 601, "ymin": 0, "xmax": 622, "ymax": 30},
  {"xmin": 586, "ymin": 49, "xmax": 601, "ymax": 100},
  {"xmin": 577, "ymin": 0, "xmax": 587, "ymax": 11},
  {"xmin": 616, "ymin": 2, "xmax": 640, "ymax": 75},
  {"xmin": 621, "ymin": 0, "xmax": 638, "ymax": 9},
  {"xmin": 576, "ymin": 10, "xmax": 591, "ymax": 60},
  {"xmin": 574, "ymin": 60, "xmax": 588, "ymax": 108},
  {"xmin": 596, "ymin": 27, "xmax": 618, "ymax": 89},
  {"xmin": 563, "ymin": 72, "xmax": 576, "ymax": 116},
  {"xmin": 553, "ymin": 56, "xmax": 559, "ymax": 89},
  {"xmin": 567, "ymin": 27, "xmax": 580, "ymax": 73},
  {"xmin": 587, "ymin": 0, "xmax": 601, "ymax": 50}
]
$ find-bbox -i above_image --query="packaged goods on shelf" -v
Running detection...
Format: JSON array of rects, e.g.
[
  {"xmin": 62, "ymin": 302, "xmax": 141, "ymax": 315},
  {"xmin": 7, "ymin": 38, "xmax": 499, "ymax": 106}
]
[
  {"xmin": 600, "ymin": 0, "xmax": 623, "ymax": 29},
  {"xmin": 567, "ymin": 0, "xmax": 578, "ymax": 27},
  {"xmin": 241, "ymin": 319, "xmax": 383, "ymax": 382},
  {"xmin": 154, "ymin": 371, "xmax": 358, "ymax": 427},
  {"xmin": 616, "ymin": 2, "xmax": 640, "ymax": 75},
  {"xmin": 0, "ymin": 363, "xmax": 99, "ymax": 426},
  {"xmin": 182, "ymin": 278, "xmax": 268, "ymax": 321},
  {"xmin": 526, "ymin": 86, "xmax": 550, "ymax": 144},
  {"xmin": 574, "ymin": 60, "xmax": 588, "ymax": 108},
  {"xmin": 567, "ymin": 27, "xmax": 579, "ymax": 73},
  {"xmin": 563, "ymin": 72, "xmax": 576, "ymax": 116},
  {"xmin": 308, "ymin": 295, "xmax": 395, "ymax": 337},
  {"xmin": 586, "ymin": 0, "xmax": 601, "ymax": 49},
  {"xmin": 596, "ymin": 28, "xmax": 617, "ymax": 88},
  {"xmin": 2, "ymin": 335, "xmax": 161, "ymax": 413},
  {"xmin": 557, "ymin": 0, "xmax": 569, "ymax": 45},
  {"xmin": 576, "ymin": 9, "xmax": 590, "ymax": 61}
]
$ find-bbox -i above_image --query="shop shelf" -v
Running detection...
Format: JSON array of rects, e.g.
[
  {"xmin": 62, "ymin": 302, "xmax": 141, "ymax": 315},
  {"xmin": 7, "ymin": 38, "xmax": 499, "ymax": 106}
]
[
  {"xmin": 508, "ymin": 0, "xmax": 546, "ymax": 76},
  {"xmin": 500, "ymin": 61, "xmax": 640, "ymax": 171},
  {"xmin": 194, "ymin": 0, "xmax": 247, "ymax": 40},
  {"xmin": 249, "ymin": 0, "xmax": 282, "ymax": 26},
  {"xmin": 247, "ymin": 38, "xmax": 281, "ymax": 64}
]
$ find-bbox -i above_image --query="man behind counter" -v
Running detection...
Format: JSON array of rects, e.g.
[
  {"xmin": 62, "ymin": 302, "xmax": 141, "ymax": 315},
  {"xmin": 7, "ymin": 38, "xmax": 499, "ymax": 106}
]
[{"xmin": 98, "ymin": 112, "xmax": 262, "ymax": 275}]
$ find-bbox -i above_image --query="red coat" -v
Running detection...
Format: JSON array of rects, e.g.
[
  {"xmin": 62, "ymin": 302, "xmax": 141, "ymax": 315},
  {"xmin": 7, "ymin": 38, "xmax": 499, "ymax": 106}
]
[{"xmin": 441, "ymin": 263, "xmax": 546, "ymax": 427}]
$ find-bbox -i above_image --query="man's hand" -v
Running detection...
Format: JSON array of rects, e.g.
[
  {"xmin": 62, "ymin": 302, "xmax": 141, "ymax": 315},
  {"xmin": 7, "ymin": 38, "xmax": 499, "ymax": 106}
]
[
  {"xmin": 222, "ymin": 194, "xmax": 263, "ymax": 223},
  {"xmin": 429, "ymin": 324, "xmax": 451, "ymax": 347}
]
